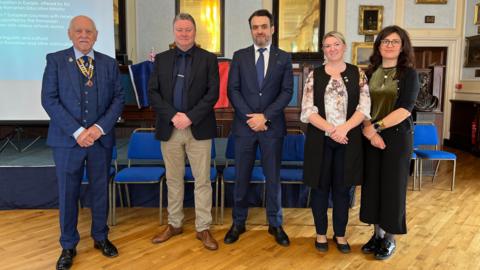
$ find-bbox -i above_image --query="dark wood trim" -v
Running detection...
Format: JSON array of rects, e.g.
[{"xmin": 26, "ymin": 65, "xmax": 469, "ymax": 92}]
[
  {"xmin": 445, "ymin": 100, "xmax": 480, "ymax": 155},
  {"xmin": 116, "ymin": 0, "xmax": 127, "ymax": 55},
  {"xmin": 220, "ymin": 0, "xmax": 225, "ymax": 57}
]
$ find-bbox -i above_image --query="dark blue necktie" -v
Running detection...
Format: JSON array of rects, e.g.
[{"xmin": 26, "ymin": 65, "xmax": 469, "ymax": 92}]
[
  {"xmin": 173, "ymin": 53, "xmax": 186, "ymax": 111},
  {"xmin": 256, "ymin": 48, "xmax": 266, "ymax": 88}
]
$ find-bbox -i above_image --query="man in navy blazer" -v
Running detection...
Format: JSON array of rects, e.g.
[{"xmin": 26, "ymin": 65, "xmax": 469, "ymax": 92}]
[
  {"xmin": 41, "ymin": 15, "xmax": 124, "ymax": 270},
  {"xmin": 224, "ymin": 9, "xmax": 293, "ymax": 246}
]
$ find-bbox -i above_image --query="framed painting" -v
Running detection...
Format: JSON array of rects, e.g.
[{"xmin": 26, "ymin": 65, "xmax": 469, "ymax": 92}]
[
  {"xmin": 272, "ymin": 0, "xmax": 325, "ymax": 60},
  {"xmin": 475, "ymin": 3, "xmax": 480, "ymax": 25},
  {"xmin": 176, "ymin": 0, "xmax": 225, "ymax": 56},
  {"xmin": 352, "ymin": 42, "xmax": 373, "ymax": 68},
  {"xmin": 358, "ymin": 5, "xmax": 383, "ymax": 35},
  {"xmin": 114, "ymin": 0, "xmax": 126, "ymax": 55},
  {"xmin": 465, "ymin": 35, "xmax": 480, "ymax": 67},
  {"xmin": 415, "ymin": 0, "xmax": 447, "ymax": 4}
]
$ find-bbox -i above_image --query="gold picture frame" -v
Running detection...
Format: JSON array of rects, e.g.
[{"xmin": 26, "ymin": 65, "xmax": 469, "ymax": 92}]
[
  {"xmin": 415, "ymin": 0, "xmax": 447, "ymax": 4},
  {"xmin": 358, "ymin": 5, "xmax": 383, "ymax": 35},
  {"xmin": 475, "ymin": 3, "xmax": 480, "ymax": 25},
  {"xmin": 352, "ymin": 42, "xmax": 374, "ymax": 68}
]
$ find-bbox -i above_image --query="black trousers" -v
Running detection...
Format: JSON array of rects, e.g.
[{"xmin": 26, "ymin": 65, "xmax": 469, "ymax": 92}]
[
  {"xmin": 311, "ymin": 137, "xmax": 351, "ymax": 236},
  {"xmin": 360, "ymin": 126, "xmax": 412, "ymax": 234}
]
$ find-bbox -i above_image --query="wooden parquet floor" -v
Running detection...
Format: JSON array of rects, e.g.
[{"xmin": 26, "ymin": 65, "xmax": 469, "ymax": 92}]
[{"xmin": 1, "ymin": 149, "xmax": 479, "ymax": 270}]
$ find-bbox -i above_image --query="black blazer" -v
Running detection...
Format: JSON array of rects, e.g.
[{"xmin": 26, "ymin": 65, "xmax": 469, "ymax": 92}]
[
  {"xmin": 392, "ymin": 67, "xmax": 419, "ymax": 133},
  {"xmin": 148, "ymin": 46, "xmax": 219, "ymax": 141},
  {"xmin": 303, "ymin": 63, "xmax": 364, "ymax": 189}
]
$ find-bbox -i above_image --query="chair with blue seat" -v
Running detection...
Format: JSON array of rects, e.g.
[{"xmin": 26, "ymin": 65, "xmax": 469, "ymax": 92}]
[
  {"xmin": 80, "ymin": 146, "xmax": 118, "ymax": 225},
  {"xmin": 279, "ymin": 133, "xmax": 308, "ymax": 206},
  {"xmin": 220, "ymin": 135, "xmax": 265, "ymax": 224},
  {"xmin": 175, "ymin": 139, "xmax": 219, "ymax": 224},
  {"xmin": 411, "ymin": 151, "xmax": 419, "ymax": 191},
  {"xmin": 112, "ymin": 128, "xmax": 166, "ymax": 225},
  {"xmin": 413, "ymin": 122, "xmax": 457, "ymax": 191}
]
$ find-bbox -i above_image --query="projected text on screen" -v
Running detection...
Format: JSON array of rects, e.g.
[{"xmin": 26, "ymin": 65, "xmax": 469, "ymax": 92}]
[
  {"xmin": 0, "ymin": 0, "xmax": 114, "ymax": 121},
  {"xmin": 0, "ymin": 0, "xmax": 114, "ymax": 81}
]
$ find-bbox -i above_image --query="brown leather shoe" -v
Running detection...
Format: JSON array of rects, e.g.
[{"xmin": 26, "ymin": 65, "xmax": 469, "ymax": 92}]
[
  {"xmin": 196, "ymin": 230, "xmax": 219, "ymax": 250},
  {"xmin": 151, "ymin": 224, "xmax": 183, "ymax": 244}
]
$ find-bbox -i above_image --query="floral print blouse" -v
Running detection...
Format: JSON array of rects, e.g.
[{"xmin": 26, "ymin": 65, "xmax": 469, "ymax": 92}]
[{"xmin": 300, "ymin": 69, "xmax": 371, "ymax": 134}]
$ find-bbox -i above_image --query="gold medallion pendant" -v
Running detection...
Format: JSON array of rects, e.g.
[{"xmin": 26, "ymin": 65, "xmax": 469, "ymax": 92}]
[{"xmin": 77, "ymin": 57, "xmax": 95, "ymax": 88}]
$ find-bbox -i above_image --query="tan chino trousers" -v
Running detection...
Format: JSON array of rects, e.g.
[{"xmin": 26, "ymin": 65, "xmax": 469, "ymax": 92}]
[{"xmin": 160, "ymin": 127, "xmax": 212, "ymax": 231}]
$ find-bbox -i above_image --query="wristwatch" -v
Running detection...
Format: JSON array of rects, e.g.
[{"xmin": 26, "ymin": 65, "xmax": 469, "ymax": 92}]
[
  {"xmin": 373, "ymin": 120, "xmax": 385, "ymax": 133},
  {"xmin": 265, "ymin": 119, "xmax": 272, "ymax": 127}
]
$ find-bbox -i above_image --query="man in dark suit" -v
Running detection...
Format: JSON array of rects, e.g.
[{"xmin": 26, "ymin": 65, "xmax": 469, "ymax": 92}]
[
  {"xmin": 41, "ymin": 15, "xmax": 124, "ymax": 270},
  {"xmin": 224, "ymin": 9, "xmax": 293, "ymax": 246},
  {"xmin": 149, "ymin": 13, "xmax": 219, "ymax": 251}
]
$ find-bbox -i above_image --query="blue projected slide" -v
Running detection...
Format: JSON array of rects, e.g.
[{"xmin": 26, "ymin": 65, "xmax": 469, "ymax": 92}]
[
  {"xmin": 0, "ymin": 0, "xmax": 114, "ymax": 81},
  {"xmin": 0, "ymin": 0, "xmax": 114, "ymax": 120}
]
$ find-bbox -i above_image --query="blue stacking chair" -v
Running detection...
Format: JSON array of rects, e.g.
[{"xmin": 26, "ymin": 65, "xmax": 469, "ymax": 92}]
[
  {"xmin": 112, "ymin": 128, "xmax": 166, "ymax": 225},
  {"xmin": 279, "ymin": 133, "xmax": 308, "ymax": 205},
  {"xmin": 80, "ymin": 146, "xmax": 118, "ymax": 225},
  {"xmin": 411, "ymin": 151, "xmax": 420, "ymax": 191},
  {"xmin": 220, "ymin": 135, "xmax": 265, "ymax": 224},
  {"xmin": 180, "ymin": 139, "xmax": 219, "ymax": 224},
  {"xmin": 413, "ymin": 123, "xmax": 457, "ymax": 191}
]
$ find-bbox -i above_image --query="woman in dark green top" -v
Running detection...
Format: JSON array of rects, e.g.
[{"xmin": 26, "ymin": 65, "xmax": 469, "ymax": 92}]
[{"xmin": 360, "ymin": 25, "xmax": 419, "ymax": 260}]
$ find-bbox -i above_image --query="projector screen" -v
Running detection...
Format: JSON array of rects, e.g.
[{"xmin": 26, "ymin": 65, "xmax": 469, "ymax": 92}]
[{"xmin": 0, "ymin": 0, "xmax": 115, "ymax": 121}]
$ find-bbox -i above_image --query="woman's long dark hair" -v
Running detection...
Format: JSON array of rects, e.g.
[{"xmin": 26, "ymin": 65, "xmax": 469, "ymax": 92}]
[{"xmin": 366, "ymin": 25, "xmax": 415, "ymax": 80}]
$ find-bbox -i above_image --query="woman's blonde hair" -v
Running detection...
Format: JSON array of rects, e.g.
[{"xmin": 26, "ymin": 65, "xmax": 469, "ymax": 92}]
[{"xmin": 322, "ymin": 31, "xmax": 346, "ymax": 45}]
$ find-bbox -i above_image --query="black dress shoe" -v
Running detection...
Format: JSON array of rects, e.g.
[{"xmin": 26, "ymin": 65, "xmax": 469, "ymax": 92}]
[
  {"xmin": 268, "ymin": 225, "xmax": 290, "ymax": 247},
  {"xmin": 333, "ymin": 235, "xmax": 351, "ymax": 254},
  {"xmin": 56, "ymin": 249, "xmax": 76, "ymax": 270},
  {"xmin": 361, "ymin": 234, "xmax": 381, "ymax": 254},
  {"xmin": 314, "ymin": 240, "xmax": 328, "ymax": 252},
  {"xmin": 94, "ymin": 239, "xmax": 119, "ymax": 258},
  {"xmin": 224, "ymin": 224, "xmax": 246, "ymax": 244},
  {"xmin": 375, "ymin": 238, "xmax": 396, "ymax": 260}
]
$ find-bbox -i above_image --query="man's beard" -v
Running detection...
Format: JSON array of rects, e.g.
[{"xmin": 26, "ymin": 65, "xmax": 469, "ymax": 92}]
[{"xmin": 254, "ymin": 36, "xmax": 269, "ymax": 46}]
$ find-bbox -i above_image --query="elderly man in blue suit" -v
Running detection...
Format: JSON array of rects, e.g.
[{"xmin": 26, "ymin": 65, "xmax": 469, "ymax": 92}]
[
  {"xmin": 41, "ymin": 15, "xmax": 124, "ymax": 270},
  {"xmin": 224, "ymin": 9, "xmax": 293, "ymax": 246}
]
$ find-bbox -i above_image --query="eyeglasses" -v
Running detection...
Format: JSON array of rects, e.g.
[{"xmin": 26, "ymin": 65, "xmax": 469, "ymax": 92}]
[
  {"xmin": 380, "ymin": 39, "xmax": 402, "ymax": 47},
  {"xmin": 322, "ymin": 43, "xmax": 342, "ymax": 49}
]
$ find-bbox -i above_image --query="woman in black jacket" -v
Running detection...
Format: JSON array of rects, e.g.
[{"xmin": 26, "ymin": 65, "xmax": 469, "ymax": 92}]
[
  {"xmin": 360, "ymin": 25, "xmax": 420, "ymax": 260},
  {"xmin": 301, "ymin": 31, "xmax": 370, "ymax": 253}
]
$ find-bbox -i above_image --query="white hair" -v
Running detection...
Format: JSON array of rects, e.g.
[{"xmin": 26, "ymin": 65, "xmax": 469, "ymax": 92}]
[{"xmin": 68, "ymin": 15, "xmax": 97, "ymax": 31}]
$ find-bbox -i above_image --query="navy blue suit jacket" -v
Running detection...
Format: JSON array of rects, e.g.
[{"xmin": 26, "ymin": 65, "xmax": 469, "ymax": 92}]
[
  {"xmin": 227, "ymin": 45, "xmax": 293, "ymax": 138},
  {"xmin": 41, "ymin": 47, "xmax": 125, "ymax": 148}
]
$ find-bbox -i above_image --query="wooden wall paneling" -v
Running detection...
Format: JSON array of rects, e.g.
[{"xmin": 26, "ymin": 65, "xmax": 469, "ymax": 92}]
[{"xmin": 446, "ymin": 100, "xmax": 480, "ymax": 155}]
